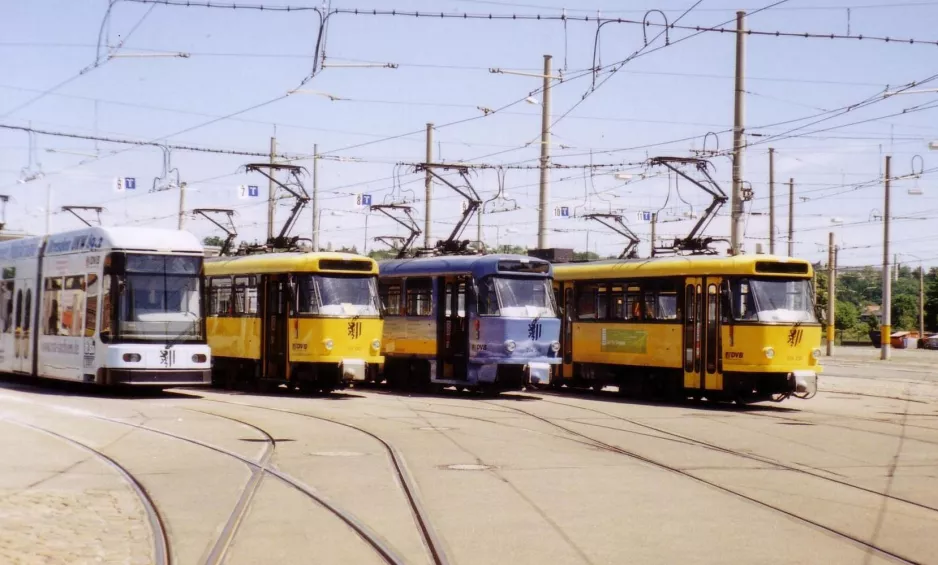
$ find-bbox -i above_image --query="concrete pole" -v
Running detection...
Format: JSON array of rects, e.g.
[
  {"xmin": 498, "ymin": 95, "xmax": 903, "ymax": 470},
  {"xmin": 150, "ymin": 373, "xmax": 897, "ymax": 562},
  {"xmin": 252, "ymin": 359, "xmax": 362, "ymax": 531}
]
[
  {"xmin": 827, "ymin": 232, "xmax": 835, "ymax": 356},
  {"xmin": 650, "ymin": 212, "xmax": 657, "ymax": 257},
  {"xmin": 788, "ymin": 178, "xmax": 794, "ymax": 257},
  {"xmin": 537, "ymin": 54, "xmax": 552, "ymax": 250},
  {"xmin": 267, "ymin": 136, "xmax": 276, "ymax": 241},
  {"xmin": 177, "ymin": 182, "xmax": 186, "ymax": 230},
  {"xmin": 363, "ymin": 211, "xmax": 369, "ymax": 255},
  {"xmin": 920, "ymin": 265, "xmax": 925, "ymax": 345},
  {"xmin": 730, "ymin": 11, "xmax": 746, "ymax": 256},
  {"xmin": 312, "ymin": 144, "xmax": 320, "ymax": 252},
  {"xmin": 768, "ymin": 148, "xmax": 775, "ymax": 254},
  {"xmin": 424, "ymin": 123, "xmax": 433, "ymax": 248},
  {"xmin": 477, "ymin": 209, "xmax": 483, "ymax": 253},
  {"xmin": 882, "ymin": 155, "xmax": 892, "ymax": 360}
]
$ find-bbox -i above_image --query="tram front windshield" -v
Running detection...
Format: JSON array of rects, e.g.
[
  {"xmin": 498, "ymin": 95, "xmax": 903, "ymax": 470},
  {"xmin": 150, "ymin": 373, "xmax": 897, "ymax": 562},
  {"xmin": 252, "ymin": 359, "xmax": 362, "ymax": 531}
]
[
  {"xmin": 477, "ymin": 276, "xmax": 556, "ymax": 317},
  {"xmin": 117, "ymin": 255, "xmax": 203, "ymax": 341},
  {"xmin": 298, "ymin": 275, "xmax": 380, "ymax": 317},
  {"xmin": 731, "ymin": 278, "xmax": 817, "ymax": 323}
]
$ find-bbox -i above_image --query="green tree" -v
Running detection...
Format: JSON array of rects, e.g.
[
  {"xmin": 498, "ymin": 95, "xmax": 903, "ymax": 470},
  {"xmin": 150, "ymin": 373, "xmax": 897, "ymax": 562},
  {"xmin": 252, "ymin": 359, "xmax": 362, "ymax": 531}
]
[
  {"xmin": 203, "ymin": 235, "xmax": 226, "ymax": 247},
  {"xmin": 835, "ymin": 300, "xmax": 859, "ymax": 331},
  {"xmin": 892, "ymin": 294, "xmax": 919, "ymax": 330},
  {"xmin": 367, "ymin": 249, "xmax": 398, "ymax": 261}
]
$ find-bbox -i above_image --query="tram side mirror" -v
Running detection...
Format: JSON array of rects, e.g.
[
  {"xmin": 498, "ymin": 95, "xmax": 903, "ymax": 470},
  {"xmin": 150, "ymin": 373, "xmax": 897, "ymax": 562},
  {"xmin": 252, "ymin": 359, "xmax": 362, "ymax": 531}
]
[
  {"xmin": 815, "ymin": 303, "xmax": 826, "ymax": 323},
  {"xmin": 117, "ymin": 280, "xmax": 126, "ymax": 294},
  {"xmin": 720, "ymin": 284, "xmax": 733, "ymax": 319}
]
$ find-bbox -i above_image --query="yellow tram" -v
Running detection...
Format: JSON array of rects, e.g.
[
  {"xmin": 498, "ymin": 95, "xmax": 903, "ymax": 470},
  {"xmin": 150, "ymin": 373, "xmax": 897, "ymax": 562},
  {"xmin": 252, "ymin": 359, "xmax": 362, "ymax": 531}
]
[
  {"xmin": 553, "ymin": 254, "xmax": 821, "ymax": 402},
  {"xmin": 204, "ymin": 252, "xmax": 384, "ymax": 392}
]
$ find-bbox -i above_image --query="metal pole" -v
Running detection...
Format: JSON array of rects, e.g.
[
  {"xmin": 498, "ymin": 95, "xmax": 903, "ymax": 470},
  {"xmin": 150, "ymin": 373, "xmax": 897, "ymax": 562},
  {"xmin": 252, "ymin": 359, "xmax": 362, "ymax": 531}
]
[
  {"xmin": 787, "ymin": 178, "xmax": 794, "ymax": 257},
  {"xmin": 312, "ymin": 144, "xmax": 320, "ymax": 252},
  {"xmin": 424, "ymin": 123, "xmax": 433, "ymax": 248},
  {"xmin": 477, "ymin": 210, "xmax": 483, "ymax": 253},
  {"xmin": 650, "ymin": 213, "xmax": 657, "ymax": 257},
  {"xmin": 267, "ymin": 136, "xmax": 276, "ymax": 241},
  {"xmin": 882, "ymin": 155, "xmax": 892, "ymax": 360},
  {"xmin": 768, "ymin": 148, "xmax": 775, "ymax": 254},
  {"xmin": 730, "ymin": 11, "xmax": 746, "ymax": 256},
  {"xmin": 827, "ymin": 232, "xmax": 835, "ymax": 356},
  {"xmin": 177, "ymin": 182, "xmax": 186, "ymax": 230},
  {"xmin": 537, "ymin": 54, "xmax": 552, "ymax": 250},
  {"xmin": 45, "ymin": 184, "xmax": 52, "ymax": 235}
]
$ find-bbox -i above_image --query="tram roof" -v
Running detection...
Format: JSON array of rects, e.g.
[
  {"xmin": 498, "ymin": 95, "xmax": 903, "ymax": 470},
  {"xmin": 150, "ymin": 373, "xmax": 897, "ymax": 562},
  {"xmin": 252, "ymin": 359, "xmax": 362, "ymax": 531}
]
[
  {"xmin": 379, "ymin": 254, "xmax": 552, "ymax": 279},
  {"xmin": 205, "ymin": 251, "xmax": 378, "ymax": 276},
  {"xmin": 0, "ymin": 226, "xmax": 203, "ymax": 260},
  {"xmin": 553, "ymin": 254, "xmax": 814, "ymax": 280}
]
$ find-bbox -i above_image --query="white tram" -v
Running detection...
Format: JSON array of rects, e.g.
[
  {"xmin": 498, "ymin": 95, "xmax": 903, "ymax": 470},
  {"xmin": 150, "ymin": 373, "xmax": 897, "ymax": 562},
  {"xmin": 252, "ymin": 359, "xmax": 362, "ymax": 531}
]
[{"xmin": 0, "ymin": 227, "xmax": 211, "ymax": 386}]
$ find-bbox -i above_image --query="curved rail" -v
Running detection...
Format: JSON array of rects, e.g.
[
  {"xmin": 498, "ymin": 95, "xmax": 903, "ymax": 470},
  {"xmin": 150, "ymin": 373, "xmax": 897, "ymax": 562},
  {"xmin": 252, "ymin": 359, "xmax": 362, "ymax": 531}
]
[
  {"xmin": 200, "ymin": 398, "xmax": 451, "ymax": 565},
  {"xmin": 2, "ymin": 418, "xmax": 171, "ymax": 565},
  {"xmin": 80, "ymin": 412, "xmax": 409, "ymax": 565}
]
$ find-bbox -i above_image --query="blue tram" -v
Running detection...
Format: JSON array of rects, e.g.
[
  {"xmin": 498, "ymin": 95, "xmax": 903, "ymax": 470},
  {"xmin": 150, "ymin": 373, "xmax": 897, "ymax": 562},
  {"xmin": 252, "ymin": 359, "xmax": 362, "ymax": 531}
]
[{"xmin": 378, "ymin": 254, "xmax": 561, "ymax": 391}]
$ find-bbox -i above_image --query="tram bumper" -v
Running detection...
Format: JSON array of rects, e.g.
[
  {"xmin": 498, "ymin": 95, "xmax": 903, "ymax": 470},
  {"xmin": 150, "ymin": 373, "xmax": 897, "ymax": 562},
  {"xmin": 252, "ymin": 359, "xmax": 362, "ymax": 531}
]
[
  {"xmin": 97, "ymin": 368, "xmax": 211, "ymax": 386},
  {"xmin": 788, "ymin": 371, "xmax": 818, "ymax": 399},
  {"xmin": 524, "ymin": 362, "xmax": 552, "ymax": 386},
  {"xmin": 341, "ymin": 359, "xmax": 367, "ymax": 382}
]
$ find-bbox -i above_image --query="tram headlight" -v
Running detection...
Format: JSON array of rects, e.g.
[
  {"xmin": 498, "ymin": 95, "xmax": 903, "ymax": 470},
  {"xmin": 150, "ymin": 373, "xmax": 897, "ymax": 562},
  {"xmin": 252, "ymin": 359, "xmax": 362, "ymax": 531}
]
[
  {"xmin": 811, "ymin": 348, "xmax": 822, "ymax": 360},
  {"xmin": 122, "ymin": 353, "xmax": 141, "ymax": 363},
  {"xmin": 192, "ymin": 354, "xmax": 207, "ymax": 363},
  {"xmin": 763, "ymin": 347, "xmax": 775, "ymax": 360},
  {"xmin": 504, "ymin": 339, "xmax": 517, "ymax": 353},
  {"xmin": 371, "ymin": 339, "xmax": 381, "ymax": 351},
  {"xmin": 550, "ymin": 341, "xmax": 561, "ymax": 353},
  {"xmin": 323, "ymin": 338, "xmax": 334, "ymax": 351}
]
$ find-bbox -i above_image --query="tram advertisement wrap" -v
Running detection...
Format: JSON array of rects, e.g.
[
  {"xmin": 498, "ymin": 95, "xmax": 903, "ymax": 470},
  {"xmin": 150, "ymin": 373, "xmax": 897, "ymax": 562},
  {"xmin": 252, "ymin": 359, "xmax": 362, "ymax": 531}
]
[{"xmin": 600, "ymin": 328, "xmax": 648, "ymax": 354}]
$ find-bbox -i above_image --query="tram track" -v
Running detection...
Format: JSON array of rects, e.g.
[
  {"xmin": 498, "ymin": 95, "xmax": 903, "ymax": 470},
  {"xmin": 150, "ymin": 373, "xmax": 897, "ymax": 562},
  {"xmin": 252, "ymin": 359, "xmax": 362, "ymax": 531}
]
[
  {"xmin": 196, "ymin": 396, "xmax": 451, "ymax": 565},
  {"xmin": 1, "ymin": 418, "xmax": 171, "ymax": 565},
  {"xmin": 0, "ymin": 396, "xmax": 411, "ymax": 565},
  {"xmin": 482, "ymin": 397, "xmax": 929, "ymax": 565},
  {"xmin": 523, "ymin": 394, "xmax": 938, "ymax": 513}
]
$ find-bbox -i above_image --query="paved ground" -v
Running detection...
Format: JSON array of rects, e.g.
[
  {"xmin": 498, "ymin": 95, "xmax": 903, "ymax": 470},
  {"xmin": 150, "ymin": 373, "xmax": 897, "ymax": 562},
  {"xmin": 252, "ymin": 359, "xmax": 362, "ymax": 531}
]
[{"xmin": 0, "ymin": 348, "xmax": 936, "ymax": 564}]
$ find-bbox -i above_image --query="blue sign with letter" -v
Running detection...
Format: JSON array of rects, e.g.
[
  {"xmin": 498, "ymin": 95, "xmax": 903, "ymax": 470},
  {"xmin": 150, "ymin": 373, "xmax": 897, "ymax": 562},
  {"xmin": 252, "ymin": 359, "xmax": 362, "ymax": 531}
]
[
  {"xmin": 125, "ymin": 177, "xmax": 136, "ymax": 190},
  {"xmin": 248, "ymin": 185, "xmax": 259, "ymax": 197}
]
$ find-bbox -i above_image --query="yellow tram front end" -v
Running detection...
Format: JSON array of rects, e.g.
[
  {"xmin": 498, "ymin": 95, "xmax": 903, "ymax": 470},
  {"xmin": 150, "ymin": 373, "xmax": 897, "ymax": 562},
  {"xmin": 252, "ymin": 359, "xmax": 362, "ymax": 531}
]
[
  {"xmin": 205, "ymin": 253, "xmax": 383, "ymax": 392},
  {"xmin": 715, "ymin": 259, "xmax": 822, "ymax": 401},
  {"xmin": 553, "ymin": 255, "xmax": 821, "ymax": 403}
]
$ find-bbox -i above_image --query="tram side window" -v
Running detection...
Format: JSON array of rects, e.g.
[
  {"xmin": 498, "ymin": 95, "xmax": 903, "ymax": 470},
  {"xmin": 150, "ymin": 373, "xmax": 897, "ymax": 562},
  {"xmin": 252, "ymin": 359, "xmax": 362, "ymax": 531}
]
[
  {"xmin": 379, "ymin": 282, "xmax": 402, "ymax": 316},
  {"xmin": 208, "ymin": 277, "xmax": 233, "ymax": 316},
  {"xmin": 576, "ymin": 284, "xmax": 606, "ymax": 320},
  {"xmin": 642, "ymin": 280, "xmax": 680, "ymax": 321},
  {"xmin": 405, "ymin": 278, "xmax": 432, "ymax": 317},
  {"xmin": 42, "ymin": 277, "xmax": 63, "ymax": 335},
  {"xmin": 232, "ymin": 276, "xmax": 258, "ymax": 315}
]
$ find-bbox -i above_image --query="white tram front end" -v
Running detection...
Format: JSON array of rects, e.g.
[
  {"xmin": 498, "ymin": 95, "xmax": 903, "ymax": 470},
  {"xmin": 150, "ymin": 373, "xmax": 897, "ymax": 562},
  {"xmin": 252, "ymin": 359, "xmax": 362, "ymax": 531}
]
[{"xmin": 0, "ymin": 227, "xmax": 211, "ymax": 387}]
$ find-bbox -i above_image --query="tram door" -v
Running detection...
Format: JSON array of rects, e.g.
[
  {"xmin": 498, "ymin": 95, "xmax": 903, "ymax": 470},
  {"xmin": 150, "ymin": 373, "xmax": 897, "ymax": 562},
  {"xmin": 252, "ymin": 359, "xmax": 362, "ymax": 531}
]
[
  {"xmin": 682, "ymin": 277, "xmax": 723, "ymax": 393},
  {"xmin": 262, "ymin": 275, "xmax": 289, "ymax": 380},
  {"xmin": 438, "ymin": 276, "xmax": 468, "ymax": 380},
  {"xmin": 560, "ymin": 282, "xmax": 574, "ymax": 380},
  {"xmin": 14, "ymin": 280, "xmax": 34, "ymax": 374}
]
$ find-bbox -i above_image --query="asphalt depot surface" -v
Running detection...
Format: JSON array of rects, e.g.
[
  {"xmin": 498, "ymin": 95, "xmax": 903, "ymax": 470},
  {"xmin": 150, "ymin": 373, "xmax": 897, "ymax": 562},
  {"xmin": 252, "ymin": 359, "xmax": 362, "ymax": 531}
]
[{"xmin": 1, "ymin": 348, "xmax": 936, "ymax": 565}]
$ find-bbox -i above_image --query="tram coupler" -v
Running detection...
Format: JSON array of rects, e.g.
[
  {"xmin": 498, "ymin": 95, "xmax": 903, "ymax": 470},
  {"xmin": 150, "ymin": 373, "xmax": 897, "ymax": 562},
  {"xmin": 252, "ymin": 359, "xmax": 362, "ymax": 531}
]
[
  {"xmin": 341, "ymin": 359, "xmax": 367, "ymax": 382},
  {"xmin": 524, "ymin": 362, "xmax": 552, "ymax": 386},
  {"xmin": 788, "ymin": 371, "xmax": 818, "ymax": 399}
]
